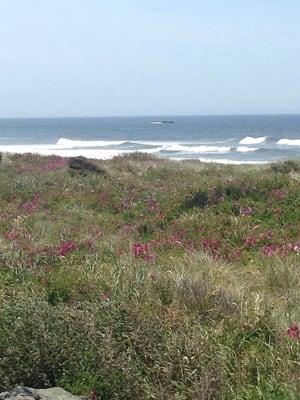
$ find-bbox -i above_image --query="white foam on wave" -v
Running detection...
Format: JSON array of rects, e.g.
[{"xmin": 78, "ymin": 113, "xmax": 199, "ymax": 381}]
[
  {"xmin": 176, "ymin": 157, "xmax": 269, "ymax": 165},
  {"xmin": 163, "ymin": 144, "xmax": 258, "ymax": 154},
  {"xmin": 277, "ymin": 138, "xmax": 300, "ymax": 146},
  {"xmin": 0, "ymin": 140, "xmax": 260, "ymax": 161},
  {"xmin": 0, "ymin": 144, "xmax": 269, "ymax": 164},
  {"xmin": 163, "ymin": 144, "xmax": 233, "ymax": 153},
  {"xmin": 239, "ymin": 136, "xmax": 267, "ymax": 145},
  {"xmin": 0, "ymin": 144, "xmax": 56, "ymax": 153},
  {"xmin": 53, "ymin": 138, "xmax": 259, "ymax": 154},
  {"xmin": 56, "ymin": 138, "xmax": 125, "ymax": 148},
  {"xmin": 236, "ymin": 146, "xmax": 259, "ymax": 153},
  {"xmin": 0, "ymin": 144, "xmax": 131, "ymax": 160}
]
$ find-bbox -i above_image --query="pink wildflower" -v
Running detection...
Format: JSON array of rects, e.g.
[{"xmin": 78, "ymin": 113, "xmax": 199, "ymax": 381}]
[
  {"xmin": 132, "ymin": 242, "xmax": 156, "ymax": 261},
  {"xmin": 244, "ymin": 236, "xmax": 257, "ymax": 247},
  {"xmin": 202, "ymin": 238, "xmax": 219, "ymax": 251},
  {"xmin": 287, "ymin": 325, "xmax": 299, "ymax": 338},
  {"xmin": 132, "ymin": 242, "xmax": 151, "ymax": 256},
  {"xmin": 133, "ymin": 242, "xmax": 146, "ymax": 257},
  {"xmin": 270, "ymin": 189, "xmax": 287, "ymax": 201},
  {"xmin": 42, "ymin": 157, "xmax": 67, "ymax": 172},
  {"xmin": 285, "ymin": 242, "xmax": 300, "ymax": 254},
  {"xmin": 264, "ymin": 229, "xmax": 273, "ymax": 240},
  {"xmin": 293, "ymin": 242, "xmax": 300, "ymax": 254},
  {"xmin": 240, "ymin": 207, "xmax": 253, "ymax": 216},
  {"xmin": 22, "ymin": 201, "xmax": 36, "ymax": 212},
  {"xmin": 202, "ymin": 237, "xmax": 220, "ymax": 258},
  {"xmin": 5, "ymin": 230, "xmax": 17, "ymax": 241},
  {"xmin": 262, "ymin": 244, "xmax": 277, "ymax": 256},
  {"xmin": 233, "ymin": 249, "xmax": 242, "ymax": 259},
  {"xmin": 144, "ymin": 252, "xmax": 156, "ymax": 262},
  {"xmin": 202, "ymin": 238, "xmax": 211, "ymax": 249},
  {"xmin": 101, "ymin": 292, "xmax": 110, "ymax": 302},
  {"xmin": 22, "ymin": 192, "xmax": 41, "ymax": 213},
  {"xmin": 57, "ymin": 241, "xmax": 77, "ymax": 256}
]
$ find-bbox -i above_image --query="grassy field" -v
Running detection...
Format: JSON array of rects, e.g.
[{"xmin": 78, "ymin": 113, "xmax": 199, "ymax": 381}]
[{"xmin": 0, "ymin": 153, "xmax": 300, "ymax": 399}]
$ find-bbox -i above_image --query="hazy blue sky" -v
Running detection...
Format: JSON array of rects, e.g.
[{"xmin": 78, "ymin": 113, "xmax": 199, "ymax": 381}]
[{"xmin": 1, "ymin": 0, "xmax": 300, "ymax": 117}]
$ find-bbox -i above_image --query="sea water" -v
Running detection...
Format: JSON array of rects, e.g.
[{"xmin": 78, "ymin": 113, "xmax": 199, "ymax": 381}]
[{"xmin": 0, "ymin": 115, "xmax": 299, "ymax": 164}]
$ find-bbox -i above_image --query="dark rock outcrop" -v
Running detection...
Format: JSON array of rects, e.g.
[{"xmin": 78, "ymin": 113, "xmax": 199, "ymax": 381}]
[{"xmin": 68, "ymin": 157, "xmax": 105, "ymax": 175}]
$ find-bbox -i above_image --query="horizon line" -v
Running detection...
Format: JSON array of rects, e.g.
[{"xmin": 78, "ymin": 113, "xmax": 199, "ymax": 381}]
[{"xmin": 1, "ymin": 112, "xmax": 300, "ymax": 120}]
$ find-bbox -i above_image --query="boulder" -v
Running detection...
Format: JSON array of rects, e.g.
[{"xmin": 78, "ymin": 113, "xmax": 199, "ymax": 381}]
[
  {"xmin": 68, "ymin": 157, "xmax": 105, "ymax": 175},
  {"xmin": 0, "ymin": 387, "xmax": 85, "ymax": 400}
]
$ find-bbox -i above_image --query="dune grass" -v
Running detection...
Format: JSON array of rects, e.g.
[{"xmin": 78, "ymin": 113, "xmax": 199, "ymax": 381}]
[{"xmin": 0, "ymin": 153, "xmax": 300, "ymax": 399}]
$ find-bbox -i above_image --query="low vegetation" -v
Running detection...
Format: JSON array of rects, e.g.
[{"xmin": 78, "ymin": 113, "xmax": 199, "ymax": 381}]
[{"xmin": 0, "ymin": 153, "xmax": 299, "ymax": 399}]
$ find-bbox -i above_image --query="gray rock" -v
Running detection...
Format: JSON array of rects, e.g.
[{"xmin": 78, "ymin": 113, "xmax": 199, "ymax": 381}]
[
  {"xmin": 0, "ymin": 387, "xmax": 85, "ymax": 400},
  {"xmin": 0, "ymin": 387, "xmax": 38, "ymax": 400},
  {"xmin": 35, "ymin": 388, "xmax": 84, "ymax": 400}
]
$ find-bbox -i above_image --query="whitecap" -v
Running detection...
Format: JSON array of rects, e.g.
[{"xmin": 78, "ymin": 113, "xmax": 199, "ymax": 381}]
[
  {"xmin": 162, "ymin": 144, "xmax": 233, "ymax": 153},
  {"xmin": 236, "ymin": 146, "xmax": 259, "ymax": 153},
  {"xmin": 175, "ymin": 157, "xmax": 269, "ymax": 165},
  {"xmin": 239, "ymin": 136, "xmax": 267, "ymax": 145},
  {"xmin": 277, "ymin": 138, "xmax": 300, "ymax": 146},
  {"xmin": 56, "ymin": 138, "xmax": 126, "ymax": 148}
]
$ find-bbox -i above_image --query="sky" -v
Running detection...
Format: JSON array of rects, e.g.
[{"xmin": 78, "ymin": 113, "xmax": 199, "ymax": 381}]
[{"xmin": 1, "ymin": 0, "xmax": 300, "ymax": 118}]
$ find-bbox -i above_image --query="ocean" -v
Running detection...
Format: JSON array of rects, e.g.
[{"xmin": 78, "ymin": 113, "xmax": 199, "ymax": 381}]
[{"xmin": 0, "ymin": 115, "xmax": 300, "ymax": 164}]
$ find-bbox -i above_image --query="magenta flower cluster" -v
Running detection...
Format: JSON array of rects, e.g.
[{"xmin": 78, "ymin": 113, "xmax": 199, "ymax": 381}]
[
  {"xmin": 22, "ymin": 192, "xmax": 41, "ymax": 213},
  {"xmin": 261, "ymin": 241, "xmax": 300, "ymax": 257},
  {"xmin": 132, "ymin": 242, "xmax": 156, "ymax": 262},
  {"xmin": 202, "ymin": 237, "xmax": 220, "ymax": 257},
  {"xmin": 57, "ymin": 241, "xmax": 77, "ymax": 256},
  {"xmin": 42, "ymin": 157, "xmax": 67, "ymax": 172},
  {"xmin": 270, "ymin": 189, "xmax": 287, "ymax": 201},
  {"xmin": 262, "ymin": 244, "xmax": 277, "ymax": 256},
  {"xmin": 5, "ymin": 230, "xmax": 17, "ymax": 241},
  {"xmin": 287, "ymin": 324, "xmax": 299, "ymax": 338},
  {"xmin": 244, "ymin": 236, "xmax": 257, "ymax": 247},
  {"xmin": 240, "ymin": 207, "xmax": 253, "ymax": 216}
]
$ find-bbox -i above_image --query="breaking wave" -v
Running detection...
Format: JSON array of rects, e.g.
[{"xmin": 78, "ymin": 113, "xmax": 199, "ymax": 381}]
[
  {"xmin": 57, "ymin": 138, "xmax": 126, "ymax": 148},
  {"xmin": 239, "ymin": 136, "xmax": 268, "ymax": 145},
  {"xmin": 5, "ymin": 135, "xmax": 300, "ymax": 165},
  {"xmin": 54, "ymin": 139, "xmax": 259, "ymax": 154},
  {"xmin": 0, "ymin": 137, "xmax": 262, "ymax": 163},
  {"xmin": 277, "ymin": 138, "xmax": 300, "ymax": 146}
]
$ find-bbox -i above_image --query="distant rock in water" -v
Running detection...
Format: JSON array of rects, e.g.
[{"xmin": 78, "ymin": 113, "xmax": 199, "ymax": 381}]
[
  {"xmin": 68, "ymin": 157, "xmax": 105, "ymax": 175},
  {"xmin": 0, "ymin": 387, "xmax": 85, "ymax": 400},
  {"xmin": 150, "ymin": 120, "xmax": 175, "ymax": 124}
]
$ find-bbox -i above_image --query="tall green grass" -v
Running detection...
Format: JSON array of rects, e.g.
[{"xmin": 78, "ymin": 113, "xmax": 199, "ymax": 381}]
[{"xmin": 0, "ymin": 154, "xmax": 299, "ymax": 399}]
